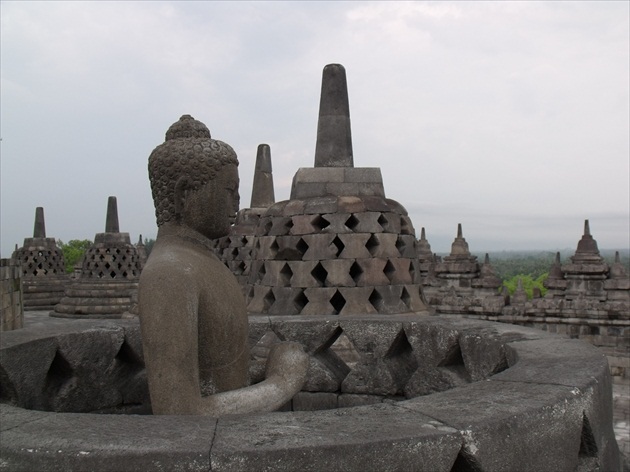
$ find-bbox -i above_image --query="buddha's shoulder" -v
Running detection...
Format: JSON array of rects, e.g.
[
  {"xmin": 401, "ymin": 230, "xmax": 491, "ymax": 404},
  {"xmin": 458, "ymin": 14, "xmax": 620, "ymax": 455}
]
[{"xmin": 141, "ymin": 242, "xmax": 216, "ymax": 278}]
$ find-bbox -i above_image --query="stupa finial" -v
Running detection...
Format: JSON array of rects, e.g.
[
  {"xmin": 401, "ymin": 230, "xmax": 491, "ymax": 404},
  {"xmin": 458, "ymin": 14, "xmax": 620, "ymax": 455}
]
[
  {"xmin": 33, "ymin": 207, "xmax": 46, "ymax": 238},
  {"xmin": 314, "ymin": 64, "xmax": 353, "ymax": 168},
  {"xmin": 457, "ymin": 223, "xmax": 463, "ymax": 239},
  {"xmin": 105, "ymin": 196, "xmax": 120, "ymax": 233},
  {"xmin": 584, "ymin": 219, "xmax": 591, "ymax": 236},
  {"xmin": 250, "ymin": 144, "xmax": 275, "ymax": 208}
]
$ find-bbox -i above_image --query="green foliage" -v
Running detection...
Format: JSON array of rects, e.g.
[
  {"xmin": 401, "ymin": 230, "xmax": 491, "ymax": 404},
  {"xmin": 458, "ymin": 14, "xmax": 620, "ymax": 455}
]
[
  {"xmin": 481, "ymin": 251, "xmax": 557, "ymax": 281},
  {"xmin": 57, "ymin": 239, "xmax": 92, "ymax": 273},
  {"xmin": 143, "ymin": 237, "xmax": 155, "ymax": 256},
  {"xmin": 502, "ymin": 273, "xmax": 549, "ymax": 299}
]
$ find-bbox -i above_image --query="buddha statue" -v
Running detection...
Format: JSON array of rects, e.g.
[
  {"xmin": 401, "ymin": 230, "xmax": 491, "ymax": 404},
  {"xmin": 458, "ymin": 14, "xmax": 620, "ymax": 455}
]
[{"xmin": 139, "ymin": 115, "xmax": 307, "ymax": 415}]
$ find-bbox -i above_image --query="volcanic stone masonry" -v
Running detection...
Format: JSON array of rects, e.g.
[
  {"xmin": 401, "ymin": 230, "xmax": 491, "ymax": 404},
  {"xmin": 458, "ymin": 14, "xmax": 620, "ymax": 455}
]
[
  {"xmin": 421, "ymin": 224, "xmax": 505, "ymax": 316},
  {"xmin": 419, "ymin": 220, "xmax": 630, "ymax": 383},
  {"xmin": 245, "ymin": 64, "xmax": 429, "ymax": 316},
  {"xmin": 213, "ymin": 144, "xmax": 276, "ymax": 287},
  {"xmin": 11, "ymin": 207, "xmax": 68, "ymax": 310},
  {"xmin": 0, "ymin": 258, "xmax": 23, "ymax": 331},
  {"xmin": 52, "ymin": 196, "xmax": 142, "ymax": 318}
]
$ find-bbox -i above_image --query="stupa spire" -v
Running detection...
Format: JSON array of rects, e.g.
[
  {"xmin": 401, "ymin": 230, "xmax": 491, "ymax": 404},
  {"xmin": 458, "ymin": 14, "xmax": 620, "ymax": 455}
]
[
  {"xmin": 314, "ymin": 64, "xmax": 353, "ymax": 168},
  {"xmin": 105, "ymin": 196, "xmax": 120, "ymax": 233},
  {"xmin": 33, "ymin": 207, "xmax": 46, "ymax": 238},
  {"xmin": 250, "ymin": 144, "xmax": 275, "ymax": 208},
  {"xmin": 574, "ymin": 219, "xmax": 600, "ymax": 259},
  {"xmin": 449, "ymin": 223, "xmax": 471, "ymax": 257}
]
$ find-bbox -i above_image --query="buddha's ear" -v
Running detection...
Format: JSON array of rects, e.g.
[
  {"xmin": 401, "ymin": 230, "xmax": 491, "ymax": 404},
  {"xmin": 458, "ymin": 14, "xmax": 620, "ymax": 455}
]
[{"xmin": 174, "ymin": 176, "xmax": 191, "ymax": 222}]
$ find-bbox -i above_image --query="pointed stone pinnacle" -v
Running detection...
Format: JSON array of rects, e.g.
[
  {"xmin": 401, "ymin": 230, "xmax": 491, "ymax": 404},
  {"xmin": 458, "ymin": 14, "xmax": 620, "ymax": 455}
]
[
  {"xmin": 555, "ymin": 252, "xmax": 561, "ymax": 264},
  {"xmin": 314, "ymin": 64, "xmax": 354, "ymax": 168},
  {"xmin": 449, "ymin": 223, "xmax": 471, "ymax": 257},
  {"xmin": 615, "ymin": 251, "xmax": 621, "ymax": 263},
  {"xmin": 138, "ymin": 234, "xmax": 144, "ymax": 245},
  {"xmin": 420, "ymin": 227, "xmax": 427, "ymax": 241},
  {"xmin": 33, "ymin": 207, "xmax": 46, "ymax": 238},
  {"xmin": 250, "ymin": 144, "xmax": 275, "ymax": 208},
  {"xmin": 575, "ymin": 219, "xmax": 600, "ymax": 257},
  {"xmin": 484, "ymin": 253, "xmax": 490, "ymax": 264},
  {"xmin": 105, "ymin": 196, "xmax": 120, "ymax": 233}
]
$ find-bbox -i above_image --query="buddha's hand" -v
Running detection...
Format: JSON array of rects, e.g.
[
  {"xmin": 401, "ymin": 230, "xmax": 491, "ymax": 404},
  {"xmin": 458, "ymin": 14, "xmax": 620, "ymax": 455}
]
[{"xmin": 265, "ymin": 342, "xmax": 309, "ymax": 389}]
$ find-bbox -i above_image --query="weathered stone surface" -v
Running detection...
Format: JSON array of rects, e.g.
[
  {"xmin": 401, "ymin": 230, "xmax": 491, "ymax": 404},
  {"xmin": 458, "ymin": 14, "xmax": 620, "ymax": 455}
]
[
  {"xmin": 210, "ymin": 403, "xmax": 461, "ymax": 472},
  {"xmin": 313, "ymin": 64, "xmax": 353, "ymax": 168},
  {"xmin": 341, "ymin": 359, "xmax": 398, "ymax": 395},
  {"xmin": 250, "ymin": 144, "xmax": 275, "ymax": 208},
  {"xmin": 403, "ymin": 380, "xmax": 586, "ymax": 472},
  {"xmin": 0, "ymin": 314, "xmax": 622, "ymax": 470},
  {"xmin": 0, "ymin": 404, "xmax": 216, "ymax": 472},
  {"xmin": 292, "ymin": 391, "xmax": 339, "ymax": 411}
]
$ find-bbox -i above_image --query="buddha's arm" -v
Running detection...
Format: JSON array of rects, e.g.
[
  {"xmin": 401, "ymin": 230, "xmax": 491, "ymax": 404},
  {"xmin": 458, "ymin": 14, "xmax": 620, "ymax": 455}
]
[
  {"xmin": 139, "ymin": 261, "xmax": 309, "ymax": 416},
  {"xmin": 138, "ymin": 264, "xmax": 206, "ymax": 415},
  {"xmin": 197, "ymin": 342, "xmax": 309, "ymax": 416}
]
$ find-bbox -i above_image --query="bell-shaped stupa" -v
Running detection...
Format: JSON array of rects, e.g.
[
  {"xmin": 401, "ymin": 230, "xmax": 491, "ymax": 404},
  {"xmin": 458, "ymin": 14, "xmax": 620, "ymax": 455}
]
[
  {"xmin": 12, "ymin": 207, "xmax": 68, "ymax": 310},
  {"xmin": 52, "ymin": 197, "xmax": 142, "ymax": 318},
  {"xmin": 245, "ymin": 64, "xmax": 429, "ymax": 316}
]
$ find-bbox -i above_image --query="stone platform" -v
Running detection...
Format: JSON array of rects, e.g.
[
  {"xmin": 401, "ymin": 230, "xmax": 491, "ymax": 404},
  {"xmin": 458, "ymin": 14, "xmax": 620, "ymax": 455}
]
[{"xmin": 0, "ymin": 311, "xmax": 626, "ymax": 471}]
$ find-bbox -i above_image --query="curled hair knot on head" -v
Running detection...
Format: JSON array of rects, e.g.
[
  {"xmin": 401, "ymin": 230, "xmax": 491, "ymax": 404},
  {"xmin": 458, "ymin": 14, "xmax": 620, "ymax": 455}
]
[{"xmin": 148, "ymin": 115, "xmax": 238, "ymax": 227}]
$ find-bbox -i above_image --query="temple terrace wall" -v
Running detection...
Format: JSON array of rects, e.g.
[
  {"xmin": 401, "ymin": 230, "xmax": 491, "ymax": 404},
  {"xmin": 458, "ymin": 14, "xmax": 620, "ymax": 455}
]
[{"xmin": 0, "ymin": 258, "xmax": 23, "ymax": 331}]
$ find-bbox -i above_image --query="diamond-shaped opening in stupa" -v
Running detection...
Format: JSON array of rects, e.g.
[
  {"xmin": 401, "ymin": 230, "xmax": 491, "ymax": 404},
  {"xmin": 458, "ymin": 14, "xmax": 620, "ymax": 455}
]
[
  {"xmin": 369, "ymin": 288, "xmax": 384, "ymax": 312},
  {"xmin": 294, "ymin": 289, "xmax": 309, "ymax": 311},
  {"xmin": 401, "ymin": 287, "xmax": 412, "ymax": 310},
  {"xmin": 365, "ymin": 234, "xmax": 379, "ymax": 256},
  {"xmin": 349, "ymin": 261, "xmax": 363, "ymax": 283},
  {"xmin": 296, "ymin": 238, "xmax": 309, "ymax": 258},
  {"xmin": 280, "ymin": 263, "xmax": 293, "ymax": 285},
  {"xmin": 114, "ymin": 340, "xmax": 145, "ymax": 376},
  {"xmin": 331, "ymin": 236, "xmax": 345, "ymax": 257},
  {"xmin": 395, "ymin": 237, "xmax": 407, "ymax": 257},
  {"xmin": 44, "ymin": 350, "xmax": 74, "ymax": 399},
  {"xmin": 578, "ymin": 414, "xmax": 599, "ymax": 461},
  {"xmin": 345, "ymin": 214, "xmax": 359, "ymax": 231},
  {"xmin": 263, "ymin": 289, "xmax": 276, "ymax": 310},
  {"xmin": 377, "ymin": 214, "xmax": 389, "ymax": 232},
  {"xmin": 383, "ymin": 260, "xmax": 396, "ymax": 283},
  {"xmin": 437, "ymin": 342, "xmax": 471, "ymax": 383},
  {"xmin": 384, "ymin": 328, "xmax": 418, "ymax": 394},
  {"xmin": 314, "ymin": 326, "xmax": 353, "ymax": 382},
  {"xmin": 264, "ymin": 219, "xmax": 273, "ymax": 234},
  {"xmin": 312, "ymin": 214, "xmax": 330, "ymax": 232},
  {"xmin": 329, "ymin": 330, "xmax": 362, "ymax": 370},
  {"xmin": 311, "ymin": 262, "xmax": 328, "ymax": 286},
  {"xmin": 235, "ymin": 261, "xmax": 247, "ymax": 275},
  {"xmin": 330, "ymin": 290, "xmax": 346, "ymax": 314},
  {"xmin": 400, "ymin": 216, "xmax": 413, "ymax": 235}
]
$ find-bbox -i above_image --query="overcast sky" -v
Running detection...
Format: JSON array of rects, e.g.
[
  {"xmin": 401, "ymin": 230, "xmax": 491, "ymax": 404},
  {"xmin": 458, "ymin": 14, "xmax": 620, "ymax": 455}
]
[{"xmin": 1, "ymin": 1, "xmax": 628, "ymax": 258}]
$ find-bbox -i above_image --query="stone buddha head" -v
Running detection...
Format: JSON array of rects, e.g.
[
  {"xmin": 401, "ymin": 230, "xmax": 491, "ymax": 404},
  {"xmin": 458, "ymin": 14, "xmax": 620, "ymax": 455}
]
[{"xmin": 148, "ymin": 115, "xmax": 240, "ymax": 239}]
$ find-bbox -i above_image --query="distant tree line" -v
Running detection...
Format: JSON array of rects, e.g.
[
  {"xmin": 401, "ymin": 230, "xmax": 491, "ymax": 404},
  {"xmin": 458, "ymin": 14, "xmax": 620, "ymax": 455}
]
[{"xmin": 472, "ymin": 250, "xmax": 630, "ymax": 299}]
